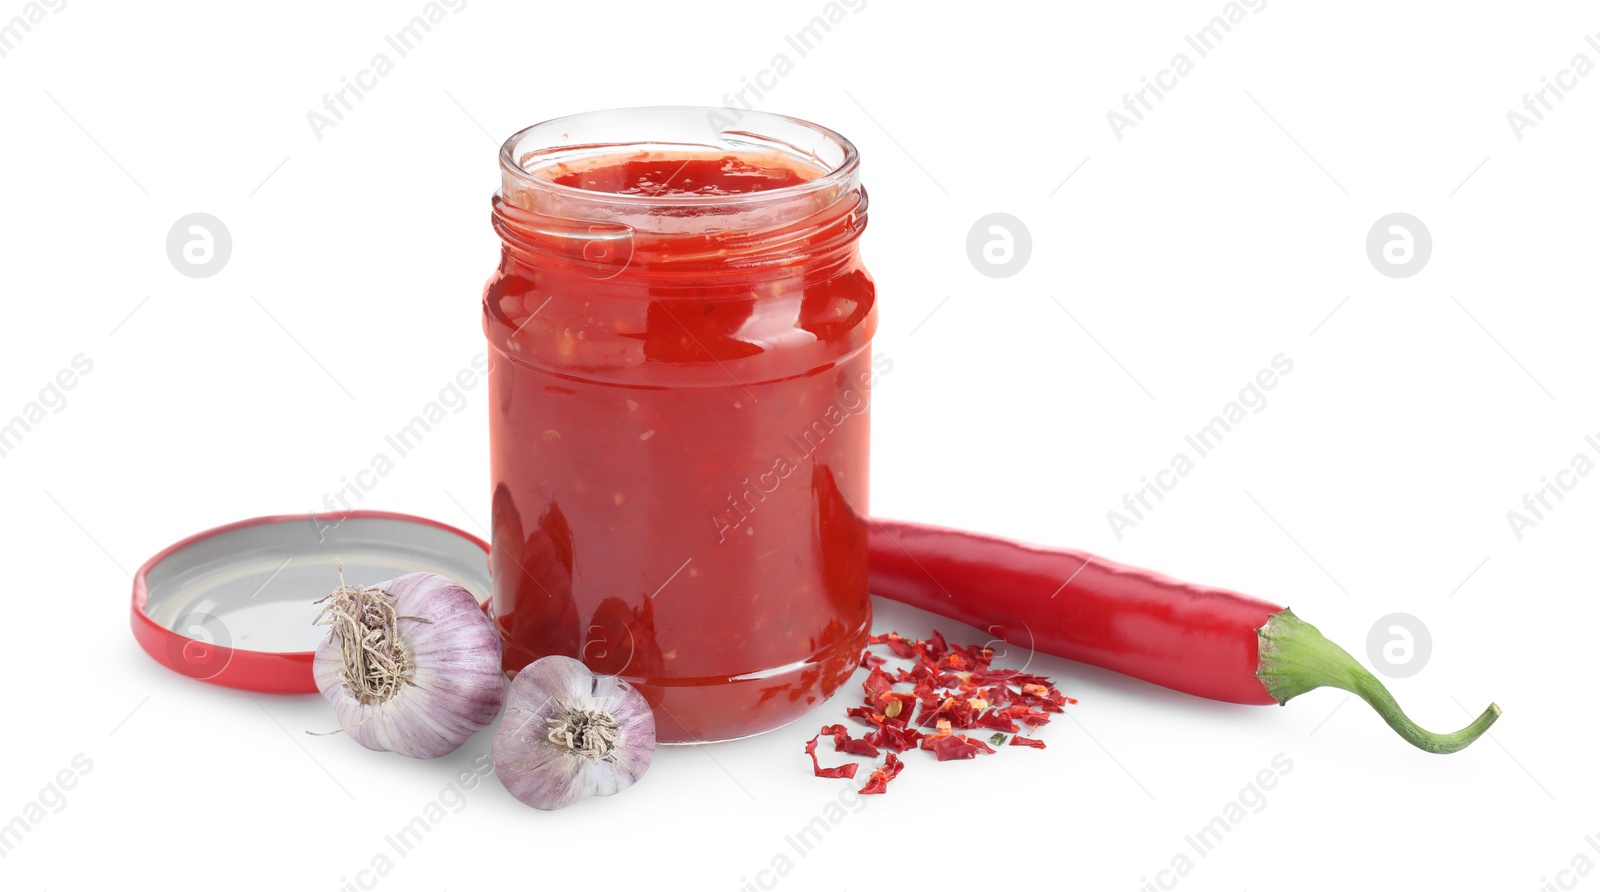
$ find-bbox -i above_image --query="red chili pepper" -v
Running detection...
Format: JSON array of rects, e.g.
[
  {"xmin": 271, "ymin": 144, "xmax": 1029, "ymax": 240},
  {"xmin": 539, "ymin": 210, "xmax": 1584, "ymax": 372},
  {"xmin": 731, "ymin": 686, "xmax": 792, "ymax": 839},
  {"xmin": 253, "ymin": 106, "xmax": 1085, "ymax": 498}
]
[{"xmin": 867, "ymin": 519, "xmax": 1500, "ymax": 754}]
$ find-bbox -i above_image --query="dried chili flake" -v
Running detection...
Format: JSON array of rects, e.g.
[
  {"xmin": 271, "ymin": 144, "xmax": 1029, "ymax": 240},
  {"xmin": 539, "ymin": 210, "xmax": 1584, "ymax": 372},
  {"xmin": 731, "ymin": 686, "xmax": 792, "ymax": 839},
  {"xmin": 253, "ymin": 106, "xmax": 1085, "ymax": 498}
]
[
  {"xmin": 870, "ymin": 632, "xmax": 918, "ymax": 659},
  {"xmin": 882, "ymin": 691, "xmax": 917, "ymax": 720},
  {"xmin": 915, "ymin": 697, "xmax": 952, "ymax": 728},
  {"xmin": 921, "ymin": 700, "xmax": 979, "ymax": 735},
  {"xmin": 996, "ymin": 704, "xmax": 1052, "ymax": 727},
  {"xmin": 808, "ymin": 630, "xmax": 1070, "ymax": 789},
  {"xmin": 971, "ymin": 669, "xmax": 1023, "ymax": 685},
  {"xmin": 838, "ymin": 738, "xmax": 881, "ymax": 757},
  {"xmin": 823, "ymin": 723, "xmax": 881, "ymax": 758},
  {"xmin": 846, "ymin": 705, "xmax": 886, "ymax": 725},
  {"xmin": 980, "ymin": 684, "xmax": 1013, "ymax": 704},
  {"xmin": 1029, "ymin": 695, "xmax": 1068, "ymax": 714},
  {"xmin": 941, "ymin": 642, "xmax": 991, "ymax": 673},
  {"xmin": 947, "ymin": 698, "xmax": 978, "ymax": 728},
  {"xmin": 862, "ymin": 666, "xmax": 896, "ymax": 705},
  {"xmin": 883, "ymin": 752, "xmax": 906, "ymax": 778},
  {"xmin": 863, "ymin": 722, "xmax": 924, "ymax": 753},
  {"xmin": 859, "ymin": 753, "xmax": 905, "ymax": 795},
  {"xmin": 922, "ymin": 732, "xmax": 993, "ymax": 761},
  {"xmin": 805, "ymin": 728, "xmax": 859, "ymax": 779},
  {"xmin": 974, "ymin": 711, "xmax": 1021, "ymax": 733}
]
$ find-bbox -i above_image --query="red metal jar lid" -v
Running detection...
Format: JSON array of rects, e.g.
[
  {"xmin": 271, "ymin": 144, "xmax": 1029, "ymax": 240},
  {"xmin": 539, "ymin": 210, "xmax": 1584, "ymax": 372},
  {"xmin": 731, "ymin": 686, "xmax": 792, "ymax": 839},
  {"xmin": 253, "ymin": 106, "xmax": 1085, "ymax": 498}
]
[{"xmin": 130, "ymin": 511, "xmax": 491, "ymax": 693}]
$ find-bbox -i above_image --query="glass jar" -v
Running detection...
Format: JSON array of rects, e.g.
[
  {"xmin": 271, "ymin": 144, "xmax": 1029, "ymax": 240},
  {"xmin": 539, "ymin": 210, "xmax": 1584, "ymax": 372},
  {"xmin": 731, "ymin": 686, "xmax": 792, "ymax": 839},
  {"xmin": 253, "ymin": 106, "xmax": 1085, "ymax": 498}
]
[{"xmin": 483, "ymin": 107, "xmax": 880, "ymax": 743}]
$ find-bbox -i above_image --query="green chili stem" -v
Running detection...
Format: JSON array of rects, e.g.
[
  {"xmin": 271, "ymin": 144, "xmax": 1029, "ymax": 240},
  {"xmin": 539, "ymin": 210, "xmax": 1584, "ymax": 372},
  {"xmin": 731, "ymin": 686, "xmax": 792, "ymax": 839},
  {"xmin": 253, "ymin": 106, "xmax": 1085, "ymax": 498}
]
[{"xmin": 1255, "ymin": 608, "xmax": 1501, "ymax": 755}]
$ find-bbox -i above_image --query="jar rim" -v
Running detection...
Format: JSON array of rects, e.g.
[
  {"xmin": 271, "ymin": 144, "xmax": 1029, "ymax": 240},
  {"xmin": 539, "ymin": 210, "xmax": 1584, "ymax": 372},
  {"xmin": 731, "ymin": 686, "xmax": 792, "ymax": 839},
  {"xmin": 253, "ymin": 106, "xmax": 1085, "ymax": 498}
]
[{"xmin": 497, "ymin": 106, "xmax": 861, "ymax": 211}]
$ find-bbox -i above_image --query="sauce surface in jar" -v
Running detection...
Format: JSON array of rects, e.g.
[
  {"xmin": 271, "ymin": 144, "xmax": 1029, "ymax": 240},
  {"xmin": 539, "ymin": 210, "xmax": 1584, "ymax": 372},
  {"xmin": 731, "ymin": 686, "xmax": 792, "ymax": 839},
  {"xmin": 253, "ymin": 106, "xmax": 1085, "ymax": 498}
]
[{"xmin": 484, "ymin": 110, "xmax": 878, "ymax": 743}]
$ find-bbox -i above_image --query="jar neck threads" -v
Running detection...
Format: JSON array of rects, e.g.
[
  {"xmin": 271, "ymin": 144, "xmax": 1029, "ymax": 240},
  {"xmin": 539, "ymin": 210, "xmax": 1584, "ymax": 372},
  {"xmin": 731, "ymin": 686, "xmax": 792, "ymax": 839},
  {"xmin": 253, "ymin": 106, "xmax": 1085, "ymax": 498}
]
[{"xmin": 492, "ymin": 108, "xmax": 865, "ymax": 281}]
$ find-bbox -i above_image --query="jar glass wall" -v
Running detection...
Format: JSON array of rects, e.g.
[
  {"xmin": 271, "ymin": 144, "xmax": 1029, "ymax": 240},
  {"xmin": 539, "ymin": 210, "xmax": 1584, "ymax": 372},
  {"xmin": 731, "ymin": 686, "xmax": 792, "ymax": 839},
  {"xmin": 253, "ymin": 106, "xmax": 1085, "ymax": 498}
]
[{"xmin": 483, "ymin": 107, "xmax": 879, "ymax": 743}]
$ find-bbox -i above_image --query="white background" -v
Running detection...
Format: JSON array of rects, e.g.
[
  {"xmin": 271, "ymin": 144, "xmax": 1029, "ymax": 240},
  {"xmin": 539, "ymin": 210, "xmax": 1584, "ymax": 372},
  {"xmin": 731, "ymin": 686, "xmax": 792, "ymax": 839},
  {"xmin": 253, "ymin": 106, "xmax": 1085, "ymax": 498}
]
[{"xmin": 2, "ymin": 1, "xmax": 1596, "ymax": 889}]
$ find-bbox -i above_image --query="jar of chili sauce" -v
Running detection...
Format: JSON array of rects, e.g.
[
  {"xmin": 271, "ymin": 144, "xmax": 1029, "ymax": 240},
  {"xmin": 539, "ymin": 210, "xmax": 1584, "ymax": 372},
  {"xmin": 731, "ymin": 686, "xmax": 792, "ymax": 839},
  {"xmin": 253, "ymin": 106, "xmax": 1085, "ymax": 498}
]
[{"xmin": 483, "ymin": 108, "xmax": 880, "ymax": 743}]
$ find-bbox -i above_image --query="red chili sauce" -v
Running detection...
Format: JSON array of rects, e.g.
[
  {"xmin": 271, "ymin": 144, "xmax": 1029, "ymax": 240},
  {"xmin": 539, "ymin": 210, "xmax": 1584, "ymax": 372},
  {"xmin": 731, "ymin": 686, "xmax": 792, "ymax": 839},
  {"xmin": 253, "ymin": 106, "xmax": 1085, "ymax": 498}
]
[{"xmin": 483, "ymin": 149, "xmax": 878, "ymax": 742}]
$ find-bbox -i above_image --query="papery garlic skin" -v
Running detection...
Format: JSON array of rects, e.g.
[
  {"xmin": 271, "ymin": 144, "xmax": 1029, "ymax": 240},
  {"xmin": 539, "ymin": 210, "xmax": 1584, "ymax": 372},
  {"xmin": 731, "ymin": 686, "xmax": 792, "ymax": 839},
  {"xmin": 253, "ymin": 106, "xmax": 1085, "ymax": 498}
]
[
  {"xmin": 493, "ymin": 655, "xmax": 656, "ymax": 810},
  {"xmin": 313, "ymin": 572, "xmax": 504, "ymax": 759}
]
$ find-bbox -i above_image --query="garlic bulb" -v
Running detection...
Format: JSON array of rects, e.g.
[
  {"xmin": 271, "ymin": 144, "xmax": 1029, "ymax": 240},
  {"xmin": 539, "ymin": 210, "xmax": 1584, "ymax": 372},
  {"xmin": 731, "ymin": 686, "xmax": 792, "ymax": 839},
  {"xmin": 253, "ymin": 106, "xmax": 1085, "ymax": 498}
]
[
  {"xmin": 313, "ymin": 571, "xmax": 504, "ymax": 759},
  {"xmin": 493, "ymin": 655, "xmax": 656, "ymax": 810}
]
